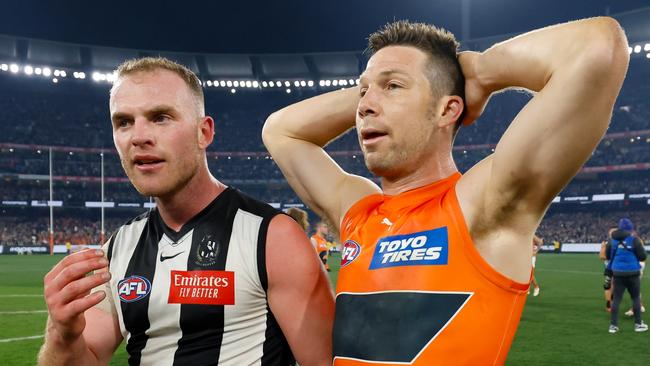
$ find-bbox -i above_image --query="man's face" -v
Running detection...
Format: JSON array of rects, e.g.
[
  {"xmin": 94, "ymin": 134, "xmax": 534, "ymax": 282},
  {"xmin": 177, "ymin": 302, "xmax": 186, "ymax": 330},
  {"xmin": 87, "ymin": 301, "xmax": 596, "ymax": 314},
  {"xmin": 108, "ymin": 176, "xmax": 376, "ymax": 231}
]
[
  {"xmin": 357, "ymin": 46, "xmax": 439, "ymax": 179},
  {"xmin": 110, "ymin": 69, "xmax": 204, "ymax": 198},
  {"xmin": 318, "ymin": 223, "xmax": 329, "ymax": 236}
]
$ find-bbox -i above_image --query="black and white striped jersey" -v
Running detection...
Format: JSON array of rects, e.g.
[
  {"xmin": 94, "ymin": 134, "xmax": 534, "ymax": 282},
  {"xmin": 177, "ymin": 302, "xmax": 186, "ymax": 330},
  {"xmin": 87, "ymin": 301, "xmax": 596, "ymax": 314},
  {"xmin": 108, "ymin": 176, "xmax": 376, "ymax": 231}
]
[{"xmin": 102, "ymin": 188, "xmax": 294, "ymax": 366}]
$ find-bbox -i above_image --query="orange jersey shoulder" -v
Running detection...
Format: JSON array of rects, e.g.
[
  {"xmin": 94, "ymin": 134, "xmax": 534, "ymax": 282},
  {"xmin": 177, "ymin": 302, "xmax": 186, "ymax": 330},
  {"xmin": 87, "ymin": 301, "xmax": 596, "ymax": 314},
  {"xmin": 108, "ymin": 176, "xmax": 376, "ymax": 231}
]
[{"xmin": 334, "ymin": 173, "xmax": 528, "ymax": 366}]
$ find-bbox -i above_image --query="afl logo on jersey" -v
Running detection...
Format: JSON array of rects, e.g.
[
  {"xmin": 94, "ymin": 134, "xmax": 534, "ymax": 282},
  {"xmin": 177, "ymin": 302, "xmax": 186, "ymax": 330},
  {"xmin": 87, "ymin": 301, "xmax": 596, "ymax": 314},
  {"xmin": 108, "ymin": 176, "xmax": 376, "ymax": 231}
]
[
  {"xmin": 117, "ymin": 275, "xmax": 151, "ymax": 303},
  {"xmin": 341, "ymin": 240, "xmax": 361, "ymax": 267}
]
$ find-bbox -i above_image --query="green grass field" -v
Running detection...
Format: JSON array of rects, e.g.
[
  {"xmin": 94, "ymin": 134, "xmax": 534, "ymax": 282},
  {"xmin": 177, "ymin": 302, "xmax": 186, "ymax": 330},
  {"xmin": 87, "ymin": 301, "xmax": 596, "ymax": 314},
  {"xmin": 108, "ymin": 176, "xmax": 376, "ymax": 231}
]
[{"xmin": 1, "ymin": 253, "xmax": 648, "ymax": 365}]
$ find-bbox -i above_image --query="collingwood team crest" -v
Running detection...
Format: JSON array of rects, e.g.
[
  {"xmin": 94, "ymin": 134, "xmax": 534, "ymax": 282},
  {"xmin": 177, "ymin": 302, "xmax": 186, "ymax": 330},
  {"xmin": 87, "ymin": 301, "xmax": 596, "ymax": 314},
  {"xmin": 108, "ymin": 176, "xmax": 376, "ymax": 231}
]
[{"xmin": 195, "ymin": 234, "xmax": 220, "ymax": 267}]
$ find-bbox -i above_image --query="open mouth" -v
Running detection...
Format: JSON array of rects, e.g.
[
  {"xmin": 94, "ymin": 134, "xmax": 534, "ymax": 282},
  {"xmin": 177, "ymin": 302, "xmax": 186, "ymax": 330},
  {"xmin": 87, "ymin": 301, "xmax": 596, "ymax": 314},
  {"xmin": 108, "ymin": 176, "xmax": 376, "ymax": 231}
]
[
  {"xmin": 362, "ymin": 131, "xmax": 387, "ymax": 140},
  {"xmin": 134, "ymin": 159, "xmax": 165, "ymax": 166},
  {"xmin": 361, "ymin": 129, "xmax": 388, "ymax": 144}
]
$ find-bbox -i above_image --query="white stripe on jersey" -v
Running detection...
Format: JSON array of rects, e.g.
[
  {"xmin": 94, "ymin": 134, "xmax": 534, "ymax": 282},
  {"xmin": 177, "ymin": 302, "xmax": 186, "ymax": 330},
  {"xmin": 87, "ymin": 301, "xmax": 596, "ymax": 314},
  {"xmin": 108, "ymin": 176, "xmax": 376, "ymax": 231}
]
[
  {"xmin": 109, "ymin": 216, "xmax": 150, "ymax": 343},
  {"xmin": 219, "ymin": 209, "xmax": 268, "ymax": 365},
  {"xmin": 140, "ymin": 232, "xmax": 192, "ymax": 366}
]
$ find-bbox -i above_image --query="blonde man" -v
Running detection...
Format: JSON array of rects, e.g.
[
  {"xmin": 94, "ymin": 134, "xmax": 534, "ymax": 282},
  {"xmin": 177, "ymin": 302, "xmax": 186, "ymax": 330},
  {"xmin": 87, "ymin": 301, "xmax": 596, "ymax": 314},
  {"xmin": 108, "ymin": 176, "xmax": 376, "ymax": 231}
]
[{"xmin": 39, "ymin": 57, "xmax": 334, "ymax": 366}]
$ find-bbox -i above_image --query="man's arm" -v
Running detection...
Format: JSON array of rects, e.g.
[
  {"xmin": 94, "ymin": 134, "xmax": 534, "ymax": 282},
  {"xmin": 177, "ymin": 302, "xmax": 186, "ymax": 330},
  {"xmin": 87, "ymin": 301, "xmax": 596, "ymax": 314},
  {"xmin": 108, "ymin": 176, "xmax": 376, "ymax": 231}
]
[
  {"xmin": 266, "ymin": 214, "xmax": 335, "ymax": 365},
  {"xmin": 634, "ymin": 238, "xmax": 647, "ymax": 262},
  {"xmin": 605, "ymin": 242, "xmax": 612, "ymax": 261},
  {"xmin": 263, "ymin": 87, "xmax": 380, "ymax": 228},
  {"xmin": 457, "ymin": 17, "xmax": 629, "ymax": 282},
  {"xmin": 599, "ymin": 241, "xmax": 608, "ymax": 261},
  {"xmin": 38, "ymin": 250, "xmax": 122, "ymax": 366}
]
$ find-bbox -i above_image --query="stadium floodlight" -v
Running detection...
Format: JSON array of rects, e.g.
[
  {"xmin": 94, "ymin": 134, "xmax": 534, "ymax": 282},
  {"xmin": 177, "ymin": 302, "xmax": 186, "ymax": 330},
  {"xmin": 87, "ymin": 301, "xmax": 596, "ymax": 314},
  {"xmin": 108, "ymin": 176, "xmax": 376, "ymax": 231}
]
[
  {"xmin": 647, "ymin": 53, "xmax": 650, "ymax": 59},
  {"xmin": 42, "ymin": 67, "xmax": 51, "ymax": 77},
  {"xmin": 252, "ymin": 81, "xmax": 259, "ymax": 88},
  {"xmin": 246, "ymin": 81, "xmax": 252, "ymax": 88},
  {"xmin": 262, "ymin": 81, "xmax": 268, "ymax": 88},
  {"xmin": 219, "ymin": 81, "xmax": 225, "ymax": 87},
  {"xmin": 325, "ymin": 80, "xmax": 331, "ymax": 86},
  {"xmin": 24, "ymin": 65, "xmax": 33, "ymax": 75},
  {"xmin": 226, "ymin": 80, "xmax": 233, "ymax": 87},
  {"xmin": 319, "ymin": 80, "xmax": 325, "ymax": 87},
  {"xmin": 634, "ymin": 45, "xmax": 642, "ymax": 53},
  {"xmin": 628, "ymin": 46, "xmax": 633, "ymax": 54},
  {"xmin": 9, "ymin": 64, "xmax": 19, "ymax": 73},
  {"xmin": 307, "ymin": 80, "xmax": 314, "ymax": 87},
  {"xmin": 300, "ymin": 80, "xmax": 306, "ymax": 87},
  {"xmin": 233, "ymin": 81, "xmax": 240, "ymax": 87},
  {"xmin": 340, "ymin": 80, "xmax": 348, "ymax": 86},
  {"xmin": 52, "ymin": 78, "xmax": 58, "ymax": 83},
  {"xmin": 79, "ymin": 72, "xmax": 86, "ymax": 79},
  {"xmin": 284, "ymin": 81, "xmax": 290, "ymax": 87},
  {"xmin": 355, "ymin": 78, "xmax": 360, "ymax": 85},
  {"xmin": 294, "ymin": 80, "xmax": 300, "ymax": 87},
  {"xmin": 54, "ymin": 70, "xmax": 60, "ymax": 77},
  {"xmin": 645, "ymin": 43, "xmax": 650, "ymax": 51},
  {"xmin": 106, "ymin": 73, "xmax": 116, "ymax": 82},
  {"xmin": 37, "ymin": 149, "xmax": 41, "ymax": 154},
  {"xmin": 286, "ymin": 88, "xmax": 291, "ymax": 93},
  {"xmin": 92, "ymin": 72, "xmax": 102, "ymax": 81},
  {"xmin": 333, "ymin": 80, "xmax": 339, "ymax": 86},
  {"xmin": 206, "ymin": 80, "xmax": 213, "ymax": 86},
  {"xmin": 230, "ymin": 88, "xmax": 236, "ymax": 94},
  {"xmin": 35, "ymin": 67, "xmax": 42, "ymax": 75},
  {"xmin": 269, "ymin": 81, "xmax": 275, "ymax": 87},
  {"xmin": 60, "ymin": 70, "xmax": 67, "ymax": 78},
  {"xmin": 0, "ymin": 63, "xmax": 7, "ymax": 71}
]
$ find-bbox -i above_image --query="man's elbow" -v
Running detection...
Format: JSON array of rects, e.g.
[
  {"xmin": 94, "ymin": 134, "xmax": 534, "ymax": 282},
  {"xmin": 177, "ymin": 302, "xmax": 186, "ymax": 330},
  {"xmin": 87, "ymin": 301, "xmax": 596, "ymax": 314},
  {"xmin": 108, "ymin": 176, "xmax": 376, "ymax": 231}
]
[
  {"xmin": 578, "ymin": 17, "xmax": 629, "ymax": 80},
  {"xmin": 262, "ymin": 111, "xmax": 283, "ymax": 148}
]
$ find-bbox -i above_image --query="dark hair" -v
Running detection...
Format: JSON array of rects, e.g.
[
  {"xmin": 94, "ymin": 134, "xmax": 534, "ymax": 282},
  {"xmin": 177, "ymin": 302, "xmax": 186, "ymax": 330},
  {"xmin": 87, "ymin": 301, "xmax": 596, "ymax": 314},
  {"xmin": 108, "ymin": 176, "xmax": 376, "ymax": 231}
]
[{"xmin": 367, "ymin": 20, "xmax": 466, "ymax": 134}]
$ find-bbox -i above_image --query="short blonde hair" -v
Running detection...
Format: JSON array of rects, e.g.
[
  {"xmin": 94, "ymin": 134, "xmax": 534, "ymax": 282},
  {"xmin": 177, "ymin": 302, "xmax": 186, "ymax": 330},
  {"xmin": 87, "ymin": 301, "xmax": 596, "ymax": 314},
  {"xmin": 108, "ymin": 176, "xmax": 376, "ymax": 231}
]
[
  {"xmin": 113, "ymin": 57, "xmax": 205, "ymax": 114},
  {"xmin": 286, "ymin": 207, "xmax": 310, "ymax": 233}
]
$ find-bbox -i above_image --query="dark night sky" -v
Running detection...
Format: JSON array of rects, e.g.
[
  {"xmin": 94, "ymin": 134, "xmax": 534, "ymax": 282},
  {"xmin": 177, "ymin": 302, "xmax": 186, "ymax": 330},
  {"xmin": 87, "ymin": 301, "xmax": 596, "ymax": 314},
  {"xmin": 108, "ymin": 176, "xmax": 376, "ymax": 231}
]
[{"xmin": 0, "ymin": 0, "xmax": 647, "ymax": 53}]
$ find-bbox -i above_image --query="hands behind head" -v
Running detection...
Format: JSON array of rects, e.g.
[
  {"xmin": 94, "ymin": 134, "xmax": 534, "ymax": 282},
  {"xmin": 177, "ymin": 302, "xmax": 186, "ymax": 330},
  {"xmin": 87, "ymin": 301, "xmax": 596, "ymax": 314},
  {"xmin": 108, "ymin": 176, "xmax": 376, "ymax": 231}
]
[{"xmin": 458, "ymin": 51, "xmax": 491, "ymax": 126}]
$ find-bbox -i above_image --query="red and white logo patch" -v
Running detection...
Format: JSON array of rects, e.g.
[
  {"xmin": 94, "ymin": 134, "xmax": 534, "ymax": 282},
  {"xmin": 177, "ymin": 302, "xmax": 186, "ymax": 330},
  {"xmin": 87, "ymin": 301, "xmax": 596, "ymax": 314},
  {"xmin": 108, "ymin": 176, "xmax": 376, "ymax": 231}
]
[
  {"xmin": 341, "ymin": 240, "xmax": 362, "ymax": 267},
  {"xmin": 168, "ymin": 270, "xmax": 235, "ymax": 305},
  {"xmin": 118, "ymin": 275, "xmax": 151, "ymax": 303}
]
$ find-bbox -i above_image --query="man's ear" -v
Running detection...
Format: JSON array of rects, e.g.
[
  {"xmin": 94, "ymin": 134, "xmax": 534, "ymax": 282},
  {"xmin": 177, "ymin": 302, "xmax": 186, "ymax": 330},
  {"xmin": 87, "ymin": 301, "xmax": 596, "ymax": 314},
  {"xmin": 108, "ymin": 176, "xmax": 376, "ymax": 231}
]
[
  {"xmin": 436, "ymin": 95, "xmax": 464, "ymax": 129},
  {"xmin": 198, "ymin": 116, "xmax": 215, "ymax": 149}
]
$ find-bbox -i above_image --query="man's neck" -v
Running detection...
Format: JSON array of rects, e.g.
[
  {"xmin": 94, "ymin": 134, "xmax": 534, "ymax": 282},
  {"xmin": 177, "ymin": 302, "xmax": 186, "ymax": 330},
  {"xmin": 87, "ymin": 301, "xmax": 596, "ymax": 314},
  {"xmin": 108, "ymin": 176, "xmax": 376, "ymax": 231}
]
[
  {"xmin": 381, "ymin": 152, "xmax": 458, "ymax": 196},
  {"xmin": 155, "ymin": 169, "xmax": 226, "ymax": 232}
]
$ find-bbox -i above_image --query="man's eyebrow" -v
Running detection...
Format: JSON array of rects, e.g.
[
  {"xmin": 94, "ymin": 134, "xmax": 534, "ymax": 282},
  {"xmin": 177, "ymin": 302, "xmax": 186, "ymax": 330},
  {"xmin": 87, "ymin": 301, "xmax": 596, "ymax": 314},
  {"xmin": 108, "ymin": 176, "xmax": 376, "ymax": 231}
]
[
  {"xmin": 360, "ymin": 69, "xmax": 412, "ymax": 84},
  {"xmin": 110, "ymin": 105, "xmax": 176, "ymax": 121}
]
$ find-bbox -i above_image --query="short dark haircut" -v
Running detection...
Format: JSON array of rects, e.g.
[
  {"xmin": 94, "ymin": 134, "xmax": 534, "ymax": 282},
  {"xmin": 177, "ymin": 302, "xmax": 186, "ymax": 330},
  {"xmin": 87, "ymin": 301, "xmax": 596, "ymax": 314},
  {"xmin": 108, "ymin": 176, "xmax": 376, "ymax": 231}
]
[{"xmin": 367, "ymin": 20, "xmax": 466, "ymax": 133}]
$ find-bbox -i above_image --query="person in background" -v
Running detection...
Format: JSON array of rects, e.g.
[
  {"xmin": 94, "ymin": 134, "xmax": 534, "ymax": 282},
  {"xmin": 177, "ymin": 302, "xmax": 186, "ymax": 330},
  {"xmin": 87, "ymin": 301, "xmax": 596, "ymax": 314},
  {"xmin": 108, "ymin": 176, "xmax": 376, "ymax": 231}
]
[{"xmin": 606, "ymin": 218, "xmax": 647, "ymax": 333}]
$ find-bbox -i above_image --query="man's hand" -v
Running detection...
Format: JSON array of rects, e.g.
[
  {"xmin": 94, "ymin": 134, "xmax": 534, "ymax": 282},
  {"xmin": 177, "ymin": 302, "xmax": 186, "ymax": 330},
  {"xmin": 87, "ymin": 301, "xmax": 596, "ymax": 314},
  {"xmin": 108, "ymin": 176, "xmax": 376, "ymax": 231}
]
[
  {"xmin": 43, "ymin": 249, "xmax": 111, "ymax": 342},
  {"xmin": 458, "ymin": 51, "xmax": 492, "ymax": 125}
]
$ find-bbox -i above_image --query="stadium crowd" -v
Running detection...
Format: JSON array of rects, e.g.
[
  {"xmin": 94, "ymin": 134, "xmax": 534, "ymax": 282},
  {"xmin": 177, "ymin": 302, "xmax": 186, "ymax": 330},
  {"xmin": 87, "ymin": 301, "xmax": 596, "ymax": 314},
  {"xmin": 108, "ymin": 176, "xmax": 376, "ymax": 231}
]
[{"xmin": 2, "ymin": 67, "xmax": 650, "ymax": 247}]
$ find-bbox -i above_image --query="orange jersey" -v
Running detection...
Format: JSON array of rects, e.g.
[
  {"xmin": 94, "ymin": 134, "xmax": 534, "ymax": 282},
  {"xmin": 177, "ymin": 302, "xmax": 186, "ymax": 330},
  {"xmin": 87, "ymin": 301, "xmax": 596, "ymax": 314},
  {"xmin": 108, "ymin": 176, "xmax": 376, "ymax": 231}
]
[
  {"xmin": 311, "ymin": 234, "xmax": 329, "ymax": 255},
  {"xmin": 334, "ymin": 173, "xmax": 528, "ymax": 366}
]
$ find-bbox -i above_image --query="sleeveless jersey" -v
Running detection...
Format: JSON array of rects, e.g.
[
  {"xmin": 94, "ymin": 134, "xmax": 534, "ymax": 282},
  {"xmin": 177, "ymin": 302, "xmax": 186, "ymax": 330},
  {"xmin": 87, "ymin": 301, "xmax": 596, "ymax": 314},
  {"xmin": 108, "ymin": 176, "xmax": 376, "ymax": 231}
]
[
  {"xmin": 311, "ymin": 234, "xmax": 329, "ymax": 256},
  {"xmin": 333, "ymin": 173, "xmax": 528, "ymax": 366},
  {"xmin": 102, "ymin": 188, "xmax": 294, "ymax": 366}
]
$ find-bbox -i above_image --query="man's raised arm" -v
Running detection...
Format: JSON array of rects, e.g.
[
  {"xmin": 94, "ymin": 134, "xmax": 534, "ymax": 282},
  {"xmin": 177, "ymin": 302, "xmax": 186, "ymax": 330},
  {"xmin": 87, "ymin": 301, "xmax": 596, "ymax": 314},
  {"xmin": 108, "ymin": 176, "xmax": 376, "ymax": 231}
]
[
  {"xmin": 457, "ymin": 17, "xmax": 629, "ymax": 282},
  {"xmin": 263, "ymin": 87, "xmax": 379, "ymax": 227}
]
